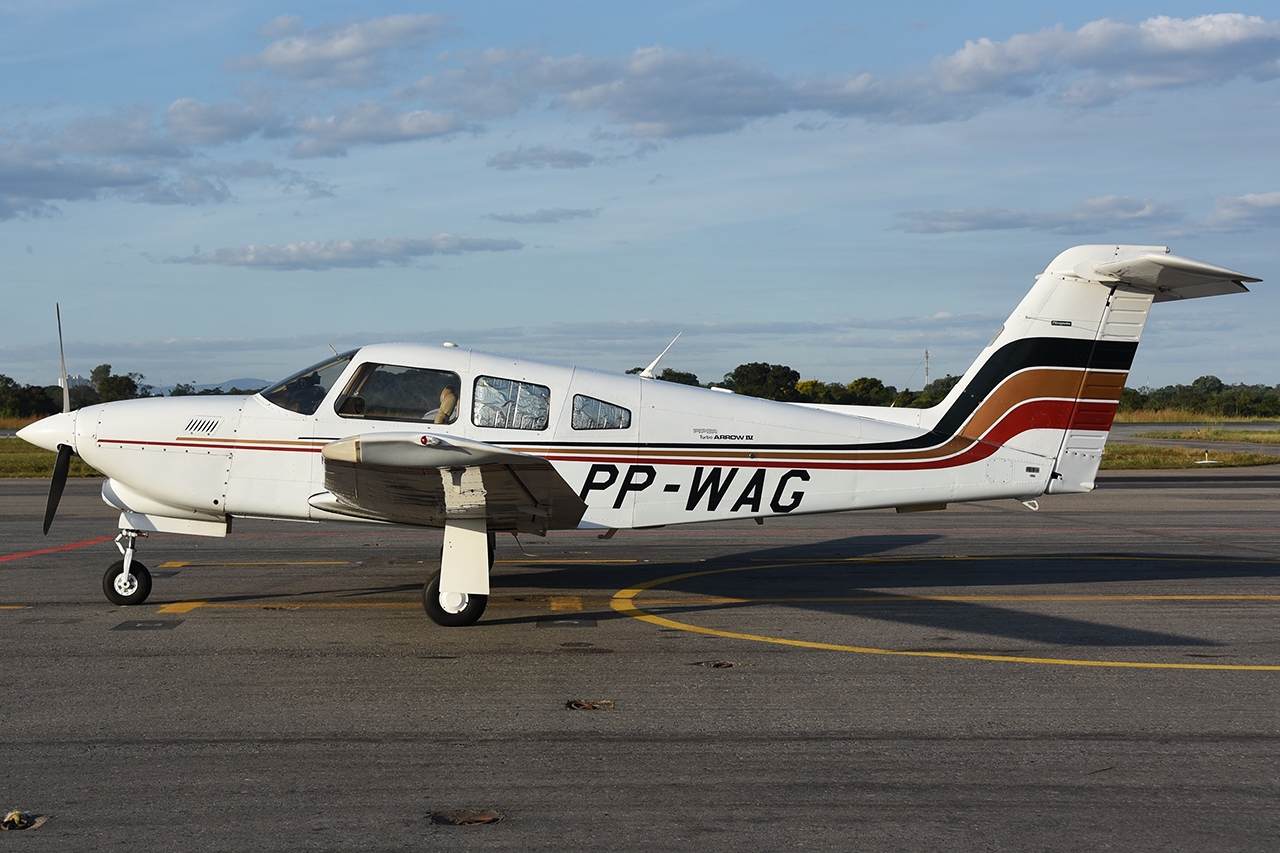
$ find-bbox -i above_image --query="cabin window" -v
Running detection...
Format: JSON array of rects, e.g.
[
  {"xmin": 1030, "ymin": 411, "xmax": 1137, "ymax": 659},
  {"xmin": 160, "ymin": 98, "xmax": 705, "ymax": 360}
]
[
  {"xmin": 261, "ymin": 350, "xmax": 356, "ymax": 416},
  {"xmin": 334, "ymin": 363, "xmax": 461, "ymax": 424},
  {"xmin": 472, "ymin": 376, "xmax": 550, "ymax": 430},
  {"xmin": 572, "ymin": 395, "xmax": 631, "ymax": 430}
]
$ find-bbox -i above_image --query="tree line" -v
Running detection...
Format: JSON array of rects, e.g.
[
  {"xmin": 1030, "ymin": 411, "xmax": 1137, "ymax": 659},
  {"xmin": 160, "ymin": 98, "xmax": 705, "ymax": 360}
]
[
  {"xmin": 4, "ymin": 361, "xmax": 1279, "ymax": 418},
  {"xmin": 0, "ymin": 365, "xmax": 262, "ymax": 418}
]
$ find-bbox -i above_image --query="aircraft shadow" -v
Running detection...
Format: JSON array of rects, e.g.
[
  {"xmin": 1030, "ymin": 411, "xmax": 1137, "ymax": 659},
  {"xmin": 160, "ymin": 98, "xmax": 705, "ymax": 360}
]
[{"xmin": 488, "ymin": 533, "xmax": 1273, "ymax": 649}]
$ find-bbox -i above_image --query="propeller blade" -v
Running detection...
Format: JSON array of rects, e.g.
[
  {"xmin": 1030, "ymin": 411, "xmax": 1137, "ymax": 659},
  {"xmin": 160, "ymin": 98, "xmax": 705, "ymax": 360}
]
[
  {"xmin": 56, "ymin": 303, "xmax": 70, "ymax": 414},
  {"xmin": 43, "ymin": 444, "xmax": 72, "ymax": 535}
]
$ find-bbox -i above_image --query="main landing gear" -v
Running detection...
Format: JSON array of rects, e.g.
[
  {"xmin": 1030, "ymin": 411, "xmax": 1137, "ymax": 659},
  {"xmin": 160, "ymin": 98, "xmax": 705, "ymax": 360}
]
[
  {"xmin": 421, "ymin": 530, "xmax": 495, "ymax": 627},
  {"xmin": 103, "ymin": 529, "xmax": 151, "ymax": 606}
]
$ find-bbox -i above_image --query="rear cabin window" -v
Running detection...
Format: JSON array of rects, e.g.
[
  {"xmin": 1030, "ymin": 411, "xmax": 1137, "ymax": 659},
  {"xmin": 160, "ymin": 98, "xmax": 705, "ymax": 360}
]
[
  {"xmin": 572, "ymin": 395, "xmax": 631, "ymax": 430},
  {"xmin": 261, "ymin": 350, "xmax": 356, "ymax": 415},
  {"xmin": 472, "ymin": 376, "xmax": 550, "ymax": 430},
  {"xmin": 334, "ymin": 363, "xmax": 461, "ymax": 424}
]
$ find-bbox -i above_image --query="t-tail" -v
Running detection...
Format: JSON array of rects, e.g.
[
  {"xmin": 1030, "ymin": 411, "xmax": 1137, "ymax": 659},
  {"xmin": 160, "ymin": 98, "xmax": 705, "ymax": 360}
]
[{"xmin": 912, "ymin": 245, "xmax": 1259, "ymax": 494}]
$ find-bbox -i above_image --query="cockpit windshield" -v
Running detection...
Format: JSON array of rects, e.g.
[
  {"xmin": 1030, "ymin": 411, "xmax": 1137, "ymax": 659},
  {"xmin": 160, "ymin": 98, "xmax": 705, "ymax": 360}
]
[{"xmin": 260, "ymin": 350, "xmax": 356, "ymax": 415}]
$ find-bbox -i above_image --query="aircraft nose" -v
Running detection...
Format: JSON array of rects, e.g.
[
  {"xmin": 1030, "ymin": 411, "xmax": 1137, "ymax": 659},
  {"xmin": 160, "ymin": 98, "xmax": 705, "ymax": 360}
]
[{"xmin": 17, "ymin": 411, "xmax": 77, "ymax": 453}]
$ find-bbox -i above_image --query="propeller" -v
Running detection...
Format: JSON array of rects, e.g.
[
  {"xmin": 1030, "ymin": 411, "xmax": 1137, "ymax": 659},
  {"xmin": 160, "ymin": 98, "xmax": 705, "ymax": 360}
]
[
  {"xmin": 43, "ymin": 445, "xmax": 72, "ymax": 535},
  {"xmin": 43, "ymin": 304, "xmax": 73, "ymax": 535}
]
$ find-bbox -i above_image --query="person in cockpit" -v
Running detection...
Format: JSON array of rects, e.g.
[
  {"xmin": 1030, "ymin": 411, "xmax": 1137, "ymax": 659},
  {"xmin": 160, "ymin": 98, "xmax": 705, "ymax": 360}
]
[{"xmin": 435, "ymin": 385, "xmax": 458, "ymax": 424}]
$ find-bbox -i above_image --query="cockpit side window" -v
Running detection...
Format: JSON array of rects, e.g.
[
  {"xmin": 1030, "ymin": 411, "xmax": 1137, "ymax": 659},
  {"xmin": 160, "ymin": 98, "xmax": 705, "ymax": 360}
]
[
  {"xmin": 472, "ymin": 376, "xmax": 550, "ymax": 430},
  {"xmin": 334, "ymin": 363, "xmax": 461, "ymax": 424},
  {"xmin": 260, "ymin": 351, "xmax": 356, "ymax": 415}
]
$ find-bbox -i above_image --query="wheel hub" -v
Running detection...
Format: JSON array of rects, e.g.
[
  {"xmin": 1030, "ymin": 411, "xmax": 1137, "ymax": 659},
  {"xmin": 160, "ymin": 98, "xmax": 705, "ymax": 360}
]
[
  {"xmin": 438, "ymin": 591, "xmax": 468, "ymax": 614},
  {"xmin": 113, "ymin": 572, "xmax": 138, "ymax": 596}
]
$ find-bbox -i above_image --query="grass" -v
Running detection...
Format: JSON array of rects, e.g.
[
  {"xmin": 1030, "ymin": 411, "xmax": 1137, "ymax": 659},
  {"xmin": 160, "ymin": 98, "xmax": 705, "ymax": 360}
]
[
  {"xmin": 1132, "ymin": 428, "xmax": 1280, "ymax": 444},
  {"xmin": 1100, "ymin": 444, "xmax": 1279, "ymax": 470},
  {"xmin": 1114, "ymin": 409, "xmax": 1276, "ymax": 423},
  {"xmin": 0, "ymin": 438, "xmax": 102, "ymax": 478},
  {"xmin": 0, "ymin": 415, "xmax": 41, "ymax": 430}
]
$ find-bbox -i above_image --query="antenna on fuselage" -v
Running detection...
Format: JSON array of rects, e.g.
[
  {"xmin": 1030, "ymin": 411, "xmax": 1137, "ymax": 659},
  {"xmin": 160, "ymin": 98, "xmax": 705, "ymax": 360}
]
[
  {"xmin": 638, "ymin": 332, "xmax": 682, "ymax": 380},
  {"xmin": 327, "ymin": 343, "xmax": 338, "ymax": 356}
]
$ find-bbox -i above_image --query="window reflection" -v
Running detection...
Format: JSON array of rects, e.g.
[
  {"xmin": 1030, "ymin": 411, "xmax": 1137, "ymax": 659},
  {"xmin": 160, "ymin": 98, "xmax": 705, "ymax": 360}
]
[
  {"xmin": 260, "ymin": 351, "xmax": 356, "ymax": 415},
  {"xmin": 472, "ymin": 376, "xmax": 550, "ymax": 430},
  {"xmin": 572, "ymin": 395, "xmax": 631, "ymax": 430}
]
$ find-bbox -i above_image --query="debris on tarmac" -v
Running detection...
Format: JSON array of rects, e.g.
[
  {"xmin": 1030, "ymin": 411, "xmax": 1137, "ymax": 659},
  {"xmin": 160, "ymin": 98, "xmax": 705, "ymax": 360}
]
[
  {"xmin": 2, "ymin": 811, "xmax": 48, "ymax": 831},
  {"xmin": 429, "ymin": 809, "xmax": 505, "ymax": 825},
  {"xmin": 566, "ymin": 699, "xmax": 615, "ymax": 710}
]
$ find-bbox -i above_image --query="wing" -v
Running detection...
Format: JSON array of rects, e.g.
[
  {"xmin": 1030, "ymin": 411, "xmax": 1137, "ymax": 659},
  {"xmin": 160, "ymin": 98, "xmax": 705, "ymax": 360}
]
[{"xmin": 311, "ymin": 431, "xmax": 587, "ymax": 534}]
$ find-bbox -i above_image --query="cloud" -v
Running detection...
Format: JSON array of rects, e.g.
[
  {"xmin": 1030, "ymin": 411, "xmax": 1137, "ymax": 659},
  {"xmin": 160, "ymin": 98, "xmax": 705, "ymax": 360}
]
[
  {"xmin": 169, "ymin": 234, "xmax": 522, "ymax": 270},
  {"xmin": 895, "ymin": 195, "xmax": 1185, "ymax": 234},
  {"xmin": 0, "ymin": 142, "xmax": 215, "ymax": 220},
  {"xmin": 404, "ymin": 14, "xmax": 1280, "ymax": 134},
  {"xmin": 192, "ymin": 160, "xmax": 336, "ymax": 199},
  {"xmin": 486, "ymin": 146, "xmax": 595, "ymax": 169},
  {"xmin": 164, "ymin": 98, "xmax": 277, "ymax": 146},
  {"xmin": 482, "ymin": 207, "xmax": 601, "ymax": 224},
  {"xmin": 291, "ymin": 101, "xmax": 468, "ymax": 157},
  {"xmin": 229, "ymin": 14, "xmax": 450, "ymax": 88},
  {"xmin": 58, "ymin": 105, "xmax": 187, "ymax": 158},
  {"xmin": 1203, "ymin": 191, "xmax": 1280, "ymax": 232}
]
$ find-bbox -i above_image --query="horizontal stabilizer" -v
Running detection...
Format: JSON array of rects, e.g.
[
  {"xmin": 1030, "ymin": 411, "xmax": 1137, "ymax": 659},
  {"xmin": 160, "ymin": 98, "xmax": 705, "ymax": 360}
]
[{"xmin": 1073, "ymin": 251, "xmax": 1260, "ymax": 302}]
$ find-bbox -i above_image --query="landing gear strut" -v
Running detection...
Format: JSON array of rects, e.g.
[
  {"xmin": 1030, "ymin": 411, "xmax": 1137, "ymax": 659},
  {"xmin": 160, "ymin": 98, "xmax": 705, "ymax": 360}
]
[
  {"xmin": 104, "ymin": 530, "xmax": 151, "ymax": 606},
  {"xmin": 422, "ymin": 530, "xmax": 494, "ymax": 627}
]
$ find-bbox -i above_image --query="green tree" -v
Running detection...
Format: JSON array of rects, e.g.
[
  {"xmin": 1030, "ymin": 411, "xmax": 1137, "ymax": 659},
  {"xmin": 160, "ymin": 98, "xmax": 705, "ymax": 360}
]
[
  {"xmin": 721, "ymin": 363, "xmax": 802, "ymax": 401},
  {"xmin": 909, "ymin": 374, "xmax": 962, "ymax": 408},
  {"xmin": 657, "ymin": 368, "xmax": 700, "ymax": 386},
  {"xmin": 98, "ymin": 372, "xmax": 150, "ymax": 403},
  {"xmin": 90, "ymin": 364, "xmax": 112, "ymax": 391}
]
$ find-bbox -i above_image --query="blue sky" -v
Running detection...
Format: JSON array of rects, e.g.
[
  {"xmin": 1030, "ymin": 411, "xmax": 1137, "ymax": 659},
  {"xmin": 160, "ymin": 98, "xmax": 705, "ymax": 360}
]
[{"xmin": 2, "ymin": 2, "xmax": 1278, "ymax": 390}]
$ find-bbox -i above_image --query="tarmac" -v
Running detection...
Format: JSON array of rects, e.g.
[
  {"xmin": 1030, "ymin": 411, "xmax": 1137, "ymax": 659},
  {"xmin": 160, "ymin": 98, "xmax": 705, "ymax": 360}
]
[{"xmin": 1, "ymin": 470, "xmax": 1279, "ymax": 851}]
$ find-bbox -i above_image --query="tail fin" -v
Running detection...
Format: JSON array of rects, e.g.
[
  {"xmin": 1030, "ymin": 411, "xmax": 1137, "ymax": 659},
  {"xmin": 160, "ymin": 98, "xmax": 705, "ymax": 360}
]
[{"xmin": 923, "ymin": 245, "xmax": 1259, "ymax": 494}]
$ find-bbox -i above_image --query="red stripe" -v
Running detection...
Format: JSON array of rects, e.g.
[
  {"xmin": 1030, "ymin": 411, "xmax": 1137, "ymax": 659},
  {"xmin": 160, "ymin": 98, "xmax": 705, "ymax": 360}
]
[
  {"xmin": 99, "ymin": 439, "xmax": 322, "ymax": 453},
  {"xmin": 0, "ymin": 536, "xmax": 115, "ymax": 564},
  {"xmin": 1070, "ymin": 401, "xmax": 1119, "ymax": 431}
]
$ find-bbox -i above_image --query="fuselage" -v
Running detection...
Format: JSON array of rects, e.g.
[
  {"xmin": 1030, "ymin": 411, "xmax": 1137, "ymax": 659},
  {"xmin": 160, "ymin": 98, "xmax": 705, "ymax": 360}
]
[{"xmin": 36, "ymin": 342, "xmax": 1063, "ymax": 533}]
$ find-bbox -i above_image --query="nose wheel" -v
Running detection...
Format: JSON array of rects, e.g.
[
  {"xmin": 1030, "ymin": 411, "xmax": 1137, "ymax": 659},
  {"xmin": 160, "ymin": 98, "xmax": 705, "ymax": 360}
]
[
  {"xmin": 104, "ymin": 529, "xmax": 152, "ymax": 606},
  {"xmin": 104, "ymin": 560, "xmax": 152, "ymax": 606}
]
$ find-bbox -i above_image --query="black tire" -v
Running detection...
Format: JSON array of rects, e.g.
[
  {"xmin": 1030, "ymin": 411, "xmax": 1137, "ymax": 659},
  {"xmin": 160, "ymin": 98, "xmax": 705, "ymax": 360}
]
[
  {"xmin": 103, "ymin": 560, "xmax": 152, "ymax": 606},
  {"xmin": 422, "ymin": 571, "xmax": 487, "ymax": 627}
]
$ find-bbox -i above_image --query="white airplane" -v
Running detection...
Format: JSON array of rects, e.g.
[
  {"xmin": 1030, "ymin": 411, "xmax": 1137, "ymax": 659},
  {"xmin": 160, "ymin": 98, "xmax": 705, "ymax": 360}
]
[{"xmin": 19, "ymin": 244, "xmax": 1260, "ymax": 625}]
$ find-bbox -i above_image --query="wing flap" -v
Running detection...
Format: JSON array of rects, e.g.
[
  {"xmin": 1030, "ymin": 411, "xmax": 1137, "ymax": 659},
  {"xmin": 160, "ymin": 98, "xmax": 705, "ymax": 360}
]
[{"xmin": 319, "ymin": 432, "xmax": 586, "ymax": 533}]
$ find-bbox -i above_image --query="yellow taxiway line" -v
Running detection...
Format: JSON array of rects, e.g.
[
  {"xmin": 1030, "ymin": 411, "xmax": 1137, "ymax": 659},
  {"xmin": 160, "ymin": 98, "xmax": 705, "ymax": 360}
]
[{"xmin": 609, "ymin": 563, "xmax": 1280, "ymax": 672}]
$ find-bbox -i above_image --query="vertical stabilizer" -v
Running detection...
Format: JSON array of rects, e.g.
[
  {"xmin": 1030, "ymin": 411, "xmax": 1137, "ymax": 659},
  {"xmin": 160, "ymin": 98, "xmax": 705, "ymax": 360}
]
[{"xmin": 914, "ymin": 245, "xmax": 1258, "ymax": 494}]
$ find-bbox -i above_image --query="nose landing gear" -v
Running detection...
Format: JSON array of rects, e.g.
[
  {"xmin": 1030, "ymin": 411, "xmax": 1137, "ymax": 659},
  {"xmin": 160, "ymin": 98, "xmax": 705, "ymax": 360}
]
[{"xmin": 104, "ymin": 529, "xmax": 152, "ymax": 606}]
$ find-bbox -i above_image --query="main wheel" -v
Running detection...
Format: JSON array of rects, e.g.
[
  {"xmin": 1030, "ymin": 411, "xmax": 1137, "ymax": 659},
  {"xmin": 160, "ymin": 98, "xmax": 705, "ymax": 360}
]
[
  {"xmin": 103, "ymin": 560, "xmax": 152, "ymax": 606},
  {"xmin": 422, "ymin": 571, "xmax": 487, "ymax": 627}
]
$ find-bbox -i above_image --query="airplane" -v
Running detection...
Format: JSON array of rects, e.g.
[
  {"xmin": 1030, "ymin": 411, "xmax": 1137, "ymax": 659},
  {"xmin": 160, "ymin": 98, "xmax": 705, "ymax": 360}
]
[{"xmin": 18, "ymin": 244, "xmax": 1261, "ymax": 626}]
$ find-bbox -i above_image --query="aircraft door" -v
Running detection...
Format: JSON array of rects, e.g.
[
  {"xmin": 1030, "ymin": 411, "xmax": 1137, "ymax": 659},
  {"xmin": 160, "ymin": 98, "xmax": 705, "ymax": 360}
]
[{"xmin": 555, "ymin": 369, "xmax": 642, "ymax": 529}]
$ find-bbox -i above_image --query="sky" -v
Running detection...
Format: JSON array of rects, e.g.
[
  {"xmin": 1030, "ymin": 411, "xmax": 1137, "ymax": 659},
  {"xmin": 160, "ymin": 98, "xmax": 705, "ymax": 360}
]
[{"xmin": 2, "ymin": 1, "xmax": 1278, "ymax": 390}]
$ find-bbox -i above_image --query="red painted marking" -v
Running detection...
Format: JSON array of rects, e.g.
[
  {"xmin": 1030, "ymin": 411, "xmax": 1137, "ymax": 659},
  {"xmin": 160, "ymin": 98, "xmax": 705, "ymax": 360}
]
[
  {"xmin": 0, "ymin": 536, "xmax": 114, "ymax": 564},
  {"xmin": 98, "ymin": 439, "xmax": 322, "ymax": 453},
  {"xmin": 1070, "ymin": 401, "xmax": 1119, "ymax": 431}
]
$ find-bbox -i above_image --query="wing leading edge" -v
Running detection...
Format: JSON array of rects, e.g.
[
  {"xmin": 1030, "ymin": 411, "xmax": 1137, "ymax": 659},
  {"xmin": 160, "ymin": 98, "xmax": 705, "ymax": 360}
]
[{"xmin": 313, "ymin": 431, "xmax": 587, "ymax": 534}]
